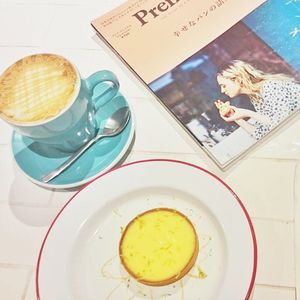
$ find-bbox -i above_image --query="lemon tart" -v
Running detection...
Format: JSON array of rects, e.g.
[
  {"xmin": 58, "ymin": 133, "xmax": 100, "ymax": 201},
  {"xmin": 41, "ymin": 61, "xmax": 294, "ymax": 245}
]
[{"xmin": 119, "ymin": 208, "xmax": 199, "ymax": 286}]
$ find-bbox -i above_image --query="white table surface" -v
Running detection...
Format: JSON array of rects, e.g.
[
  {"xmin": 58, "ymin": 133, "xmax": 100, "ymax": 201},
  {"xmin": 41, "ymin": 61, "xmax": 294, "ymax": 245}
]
[{"xmin": 0, "ymin": 1, "xmax": 299, "ymax": 299}]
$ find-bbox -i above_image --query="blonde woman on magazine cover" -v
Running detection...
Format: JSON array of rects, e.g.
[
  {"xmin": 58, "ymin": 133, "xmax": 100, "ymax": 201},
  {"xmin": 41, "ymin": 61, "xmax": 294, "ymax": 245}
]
[{"xmin": 215, "ymin": 60, "xmax": 300, "ymax": 139}]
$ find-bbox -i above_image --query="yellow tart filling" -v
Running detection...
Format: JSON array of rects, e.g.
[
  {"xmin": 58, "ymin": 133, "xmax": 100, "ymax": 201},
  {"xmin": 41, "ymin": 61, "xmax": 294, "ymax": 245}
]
[{"xmin": 119, "ymin": 208, "xmax": 198, "ymax": 285}]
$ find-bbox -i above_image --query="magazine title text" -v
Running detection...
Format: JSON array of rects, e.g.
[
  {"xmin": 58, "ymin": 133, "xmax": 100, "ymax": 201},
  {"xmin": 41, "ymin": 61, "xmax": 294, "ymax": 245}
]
[{"xmin": 132, "ymin": 0, "xmax": 180, "ymax": 26}]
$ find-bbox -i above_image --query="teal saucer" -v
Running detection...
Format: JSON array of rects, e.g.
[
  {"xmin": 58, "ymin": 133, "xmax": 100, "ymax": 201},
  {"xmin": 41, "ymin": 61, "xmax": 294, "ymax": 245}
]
[{"xmin": 11, "ymin": 93, "xmax": 134, "ymax": 189}]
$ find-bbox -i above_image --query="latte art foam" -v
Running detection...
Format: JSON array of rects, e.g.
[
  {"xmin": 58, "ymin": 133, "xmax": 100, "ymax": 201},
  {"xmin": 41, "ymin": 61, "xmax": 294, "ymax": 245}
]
[{"xmin": 0, "ymin": 54, "xmax": 78, "ymax": 124}]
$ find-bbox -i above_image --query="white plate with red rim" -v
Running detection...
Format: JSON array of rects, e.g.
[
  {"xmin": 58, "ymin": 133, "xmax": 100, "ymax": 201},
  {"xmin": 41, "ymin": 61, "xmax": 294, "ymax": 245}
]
[{"xmin": 36, "ymin": 159, "xmax": 257, "ymax": 300}]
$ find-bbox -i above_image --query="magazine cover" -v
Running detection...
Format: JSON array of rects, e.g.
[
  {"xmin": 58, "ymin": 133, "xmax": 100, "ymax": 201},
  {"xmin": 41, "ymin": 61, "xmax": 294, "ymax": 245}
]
[{"xmin": 92, "ymin": 0, "xmax": 300, "ymax": 169}]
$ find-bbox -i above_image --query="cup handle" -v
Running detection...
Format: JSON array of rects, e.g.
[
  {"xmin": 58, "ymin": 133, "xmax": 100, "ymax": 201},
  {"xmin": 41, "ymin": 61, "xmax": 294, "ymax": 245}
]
[{"xmin": 84, "ymin": 70, "xmax": 119, "ymax": 110}]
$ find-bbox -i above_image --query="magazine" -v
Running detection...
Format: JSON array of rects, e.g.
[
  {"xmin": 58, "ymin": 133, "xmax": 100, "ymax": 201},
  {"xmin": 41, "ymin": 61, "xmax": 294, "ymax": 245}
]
[{"xmin": 92, "ymin": 0, "xmax": 300, "ymax": 170}]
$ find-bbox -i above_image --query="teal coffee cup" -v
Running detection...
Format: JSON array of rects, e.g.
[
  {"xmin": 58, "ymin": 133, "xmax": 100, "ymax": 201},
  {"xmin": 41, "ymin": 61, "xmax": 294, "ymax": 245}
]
[{"xmin": 0, "ymin": 53, "xmax": 120, "ymax": 152}]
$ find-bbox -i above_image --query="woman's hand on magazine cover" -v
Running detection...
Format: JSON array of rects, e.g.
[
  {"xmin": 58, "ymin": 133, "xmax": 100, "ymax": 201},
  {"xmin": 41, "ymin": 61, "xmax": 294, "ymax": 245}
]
[
  {"xmin": 220, "ymin": 106, "xmax": 272, "ymax": 126},
  {"xmin": 219, "ymin": 106, "xmax": 251, "ymax": 122}
]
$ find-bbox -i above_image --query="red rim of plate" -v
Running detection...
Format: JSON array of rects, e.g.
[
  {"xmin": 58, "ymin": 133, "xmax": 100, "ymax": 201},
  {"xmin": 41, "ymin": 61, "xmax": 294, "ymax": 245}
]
[{"xmin": 36, "ymin": 158, "xmax": 257, "ymax": 300}]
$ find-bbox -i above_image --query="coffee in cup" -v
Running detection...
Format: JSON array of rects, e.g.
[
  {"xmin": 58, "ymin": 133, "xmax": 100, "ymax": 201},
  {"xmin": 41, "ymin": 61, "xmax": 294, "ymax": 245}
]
[
  {"xmin": 0, "ymin": 54, "xmax": 78, "ymax": 125},
  {"xmin": 0, "ymin": 53, "xmax": 120, "ymax": 152}
]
